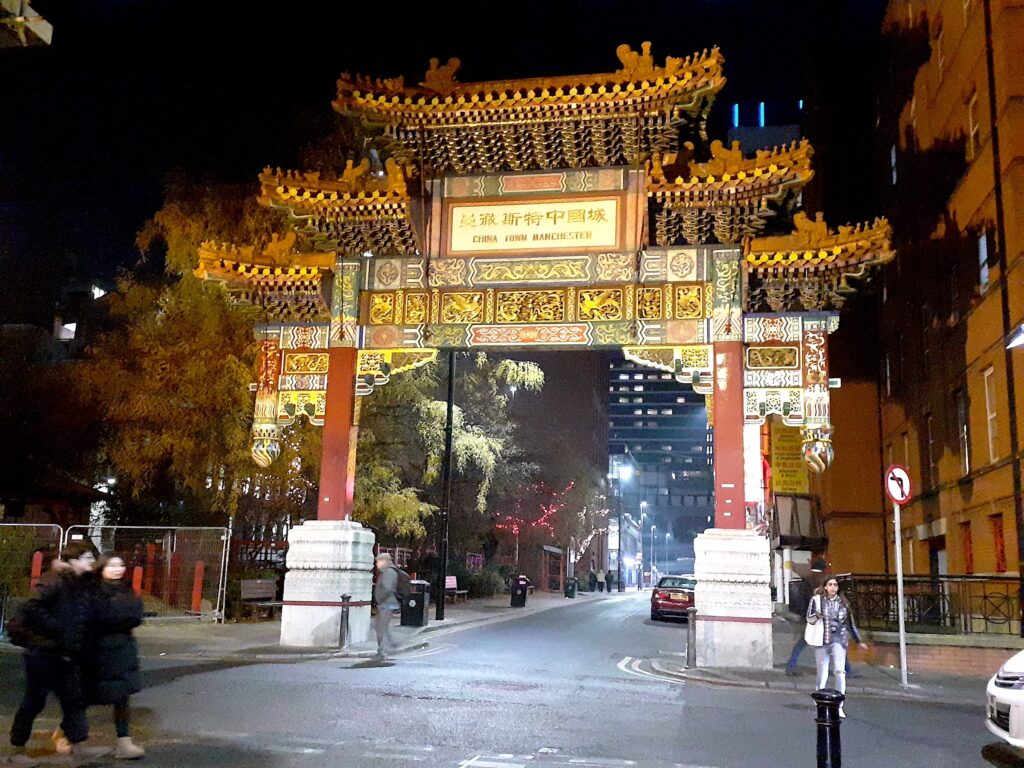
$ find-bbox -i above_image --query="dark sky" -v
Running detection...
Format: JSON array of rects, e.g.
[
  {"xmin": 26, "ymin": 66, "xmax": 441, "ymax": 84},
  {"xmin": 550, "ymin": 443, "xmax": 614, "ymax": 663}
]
[{"xmin": 1, "ymin": 0, "xmax": 886, "ymax": 325}]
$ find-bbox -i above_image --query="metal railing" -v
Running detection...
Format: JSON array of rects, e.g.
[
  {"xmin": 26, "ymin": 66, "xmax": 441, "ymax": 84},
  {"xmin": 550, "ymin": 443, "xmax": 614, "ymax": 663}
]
[
  {"xmin": 0, "ymin": 523, "xmax": 64, "ymax": 636},
  {"xmin": 840, "ymin": 573, "xmax": 1021, "ymax": 636},
  {"xmin": 64, "ymin": 525, "xmax": 230, "ymax": 621}
]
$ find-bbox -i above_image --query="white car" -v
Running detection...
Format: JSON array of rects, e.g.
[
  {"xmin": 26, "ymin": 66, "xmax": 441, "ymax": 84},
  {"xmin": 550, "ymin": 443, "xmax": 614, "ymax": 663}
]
[{"xmin": 987, "ymin": 650, "xmax": 1024, "ymax": 747}]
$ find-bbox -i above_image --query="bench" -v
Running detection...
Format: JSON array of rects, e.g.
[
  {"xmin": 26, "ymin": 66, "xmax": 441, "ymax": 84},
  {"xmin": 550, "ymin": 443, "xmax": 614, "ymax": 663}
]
[
  {"xmin": 445, "ymin": 575, "xmax": 469, "ymax": 603},
  {"xmin": 239, "ymin": 578, "xmax": 282, "ymax": 618}
]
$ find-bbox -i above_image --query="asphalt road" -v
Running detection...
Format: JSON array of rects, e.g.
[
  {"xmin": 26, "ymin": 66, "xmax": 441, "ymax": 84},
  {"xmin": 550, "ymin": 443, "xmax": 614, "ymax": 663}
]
[{"xmin": 0, "ymin": 591, "xmax": 1015, "ymax": 767}]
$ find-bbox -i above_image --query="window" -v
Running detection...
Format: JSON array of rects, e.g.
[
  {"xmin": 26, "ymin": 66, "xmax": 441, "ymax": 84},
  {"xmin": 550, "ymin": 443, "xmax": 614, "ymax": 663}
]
[
  {"xmin": 633, "ymin": 373, "xmax": 643, "ymax": 380},
  {"xmin": 902, "ymin": 431, "xmax": 911, "ymax": 470},
  {"xmin": 978, "ymin": 231, "xmax": 990, "ymax": 292},
  {"xmin": 676, "ymin": 397, "xmax": 686, "ymax": 403},
  {"xmin": 936, "ymin": 29, "xmax": 945, "ymax": 79},
  {"xmin": 633, "ymin": 409, "xmax": 643, "ymax": 415},
  {"xmin": 661, "ymin": 409, "xmax": 673, "ymax": 415},
  {"xmin": 967, "ymin": 91, "xmax": 980, "ymax": 160},
  {"xmin": 960, "ymin": 521, "xmax": 974, "ymax": 574},
  {"xmin": 926, "ymin": 413, "xmax": 937, "ymax": 488},
  {"xmin": 956, "ymin": 388, "xmax": 971, "ymax": 475},
  {"xmin": 890, "ymin": 144, "xmax": 898, "ymax": 185},
  {"xmin": 984, "ymin": 366, "xmax": 999, "ymax": 462},
  {"xmin": 618, "ymin": 374, "xmax": 630, "ymax": 381},
  {"xmin": 991, "ymin": 514, "xmax": 1007, "ymax": 572},
  {"xmin": 633, "ymin": 385, "xmax": 644, "ymax": 392}
]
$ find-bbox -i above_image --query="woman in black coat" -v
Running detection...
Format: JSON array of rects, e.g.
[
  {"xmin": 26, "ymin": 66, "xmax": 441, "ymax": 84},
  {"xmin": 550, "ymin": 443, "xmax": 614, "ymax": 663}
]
[{"xmin": 88, "ymin": 554, "xmax": 145, "ymax": 759}]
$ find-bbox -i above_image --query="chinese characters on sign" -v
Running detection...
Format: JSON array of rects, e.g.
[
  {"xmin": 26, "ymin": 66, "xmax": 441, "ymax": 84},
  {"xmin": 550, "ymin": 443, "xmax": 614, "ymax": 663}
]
[
  {"xmin": 770, "ymin": 421, "xmax": 809, "ymax": 495},
  {"xmin": 448, "ymin": 198, "xmax": 619, "ymax": 254}
]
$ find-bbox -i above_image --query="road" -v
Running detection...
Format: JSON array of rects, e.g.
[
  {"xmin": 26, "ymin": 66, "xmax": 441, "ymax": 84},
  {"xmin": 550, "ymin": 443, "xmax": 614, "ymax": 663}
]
[{"xmin": 0, "ymin": 591, "xmax": 1011, "ymax": 767}]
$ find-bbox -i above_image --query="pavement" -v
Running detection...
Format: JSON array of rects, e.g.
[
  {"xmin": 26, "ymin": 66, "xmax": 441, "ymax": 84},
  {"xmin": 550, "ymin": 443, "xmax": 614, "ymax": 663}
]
[
  {"xmin": 0, "ymin": 589, "xmax": 1017, "ymax": 768},
  {"xmin": 652, "ymin": 615, "xmax": 991, "ymax": 706}
]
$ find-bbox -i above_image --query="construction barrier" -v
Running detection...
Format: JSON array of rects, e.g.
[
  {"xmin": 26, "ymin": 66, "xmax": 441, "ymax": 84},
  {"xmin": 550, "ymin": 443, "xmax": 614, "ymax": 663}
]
[
  {"xmin": 0, "ymin": 523, "xmax": 64, "ymax": 636},
  {"xmin": 64, "ymin": 525, "xmax": 229, "ymax": 621}
]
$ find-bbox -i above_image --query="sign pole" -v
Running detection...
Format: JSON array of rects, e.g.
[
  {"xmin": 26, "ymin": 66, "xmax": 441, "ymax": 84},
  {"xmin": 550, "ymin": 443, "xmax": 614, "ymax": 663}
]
[
  {"xmin": 884, "ymin": 464, "xmax": 912, "ymax": 689},
  {"xmin": 892, "ymin": 498, "xmax": 909, "ymax": 688}
]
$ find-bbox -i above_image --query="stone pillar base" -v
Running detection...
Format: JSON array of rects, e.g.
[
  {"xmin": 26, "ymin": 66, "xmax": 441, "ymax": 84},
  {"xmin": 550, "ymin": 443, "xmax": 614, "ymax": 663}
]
[
  {"xmin": 280, "ymin": 519, "xmax": 376, "ymax": 648},
  {"xmin": 693, "ymin": 527, "xmax": 773, "ymax": 670}
]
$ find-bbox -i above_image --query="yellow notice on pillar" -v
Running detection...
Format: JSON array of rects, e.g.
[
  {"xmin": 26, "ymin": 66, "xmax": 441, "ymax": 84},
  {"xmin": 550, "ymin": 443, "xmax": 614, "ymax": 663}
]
[{"xmin": 770, "ymin": 421, "xmax": 809, "ymax": 494}]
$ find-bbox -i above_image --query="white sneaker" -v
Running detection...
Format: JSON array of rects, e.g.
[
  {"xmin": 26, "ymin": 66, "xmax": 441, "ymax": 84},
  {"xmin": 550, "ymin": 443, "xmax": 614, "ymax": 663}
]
[
  {"xmin": 839, "ymin": 705, "xmax": 846, "ymax": 719},
  {"xmin": 114, "ymin": 737, "xmax": 145, "ymax": 760}
]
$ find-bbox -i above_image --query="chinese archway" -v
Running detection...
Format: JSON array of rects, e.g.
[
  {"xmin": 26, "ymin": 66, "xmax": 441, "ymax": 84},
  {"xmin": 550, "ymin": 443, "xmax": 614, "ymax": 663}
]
[{"xmin": 198, "ymin": 44, "xmax": 892, "ymax": 663}]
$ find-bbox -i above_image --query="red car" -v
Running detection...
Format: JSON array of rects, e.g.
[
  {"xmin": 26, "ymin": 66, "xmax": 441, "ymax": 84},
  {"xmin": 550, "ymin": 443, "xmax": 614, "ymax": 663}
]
[{"xmin": 650, "ymin": 575, "xmax": 696, "ymax": 621}]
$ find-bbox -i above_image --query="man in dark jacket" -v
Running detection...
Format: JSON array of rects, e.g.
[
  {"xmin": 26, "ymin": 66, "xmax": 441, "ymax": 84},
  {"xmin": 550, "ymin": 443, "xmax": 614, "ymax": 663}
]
[{"xmin": 7, "ymin": 542, "xmax": 104, "ymax": 765}]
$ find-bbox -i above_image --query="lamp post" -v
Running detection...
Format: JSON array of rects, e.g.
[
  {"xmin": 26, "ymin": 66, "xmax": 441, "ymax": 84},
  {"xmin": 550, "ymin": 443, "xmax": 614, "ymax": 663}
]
[
  {"xmin": 640, "ymin": 501, "xmax": 648, "ymax": 587},
  {"xmin": 651, "ymin": 524, "xmax": 657, "ymax": 577},
  {"xmin": 435, "ymin": 350, "xmax": 456, "ymax": 622},
  {"xmin": 665, "ymin": 532, "xmax": 672, "ymax": 571}
]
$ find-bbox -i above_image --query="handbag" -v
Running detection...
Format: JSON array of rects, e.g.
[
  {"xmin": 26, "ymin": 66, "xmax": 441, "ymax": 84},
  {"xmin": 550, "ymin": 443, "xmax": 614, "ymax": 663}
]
[{"xmin": 804, "ymin": 596, "xmax": 825, "ymax": 647}]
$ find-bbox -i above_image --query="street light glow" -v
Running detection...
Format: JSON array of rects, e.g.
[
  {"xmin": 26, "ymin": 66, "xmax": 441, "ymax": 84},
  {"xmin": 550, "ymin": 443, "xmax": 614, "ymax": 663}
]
[{"xmin": 617, "ymin": 464, "xmax": 634, "ymax": 482}]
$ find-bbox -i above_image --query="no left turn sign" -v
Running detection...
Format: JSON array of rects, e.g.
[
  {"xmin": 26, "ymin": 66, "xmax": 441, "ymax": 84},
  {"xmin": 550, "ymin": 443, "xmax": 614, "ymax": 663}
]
[{"xmin": 885, "ymin": 465, "xmax": 912, "ymax": 505}]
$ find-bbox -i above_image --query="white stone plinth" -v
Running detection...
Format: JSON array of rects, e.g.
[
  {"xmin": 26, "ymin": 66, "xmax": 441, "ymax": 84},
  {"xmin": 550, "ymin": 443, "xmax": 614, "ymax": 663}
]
[
  {"xmin": 693, "ymin": 527, "xmax": 773, "ymax": 669},
  {"xmin": 280, "ymin": 519, "xmax": 376, "ymax": 648}
]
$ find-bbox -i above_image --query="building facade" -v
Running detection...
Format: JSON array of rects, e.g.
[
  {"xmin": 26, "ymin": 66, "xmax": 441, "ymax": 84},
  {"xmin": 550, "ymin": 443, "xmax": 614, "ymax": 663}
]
[
  {"xmin": 876, "ymin": 0, "xmax": 1024, "ymax": 580},
  {"xmin": 607, "ymin": 354, "xmax": 713, "ymax": 575}
]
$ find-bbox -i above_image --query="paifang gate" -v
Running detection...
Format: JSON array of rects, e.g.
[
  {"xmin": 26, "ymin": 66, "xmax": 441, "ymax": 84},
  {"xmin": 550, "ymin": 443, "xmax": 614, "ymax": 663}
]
[{"xmin": 197, "ymin": 44, "xmax": 893, "ymax": 664}]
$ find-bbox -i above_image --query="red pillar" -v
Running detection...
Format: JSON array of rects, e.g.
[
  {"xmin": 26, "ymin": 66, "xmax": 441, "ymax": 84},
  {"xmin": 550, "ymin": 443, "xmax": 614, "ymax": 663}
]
[
  {"xmin": 30, "ymin": 551, "xmax": 44, "ymax": 589},
  {"xmin": 191, "ymin": 561, "xmax": 205, "ymax": 614},
  {"xmin": 317, "ymin": 346, "xmax": 359, "ymax": 521},
  {"xmin": 713, "ymin": 341, "xmax": 746, "ymax": 530}
]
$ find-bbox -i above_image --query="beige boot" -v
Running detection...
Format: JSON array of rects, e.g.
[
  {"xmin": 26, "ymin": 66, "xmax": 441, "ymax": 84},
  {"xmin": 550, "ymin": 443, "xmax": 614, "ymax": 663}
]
[
  {"xmin": 52, "ymin": 727, "xmax": 72, "ymax": 755},
  {"xmin": 114, "ymin": 737, "xmax": 145, "ymax": 760}
]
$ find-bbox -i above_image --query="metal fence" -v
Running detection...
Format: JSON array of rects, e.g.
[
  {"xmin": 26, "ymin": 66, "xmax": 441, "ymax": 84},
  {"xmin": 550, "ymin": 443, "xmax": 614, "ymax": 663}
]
[
  {"xmin": 0, "ymin": 523, "xmax": 64, "ymax": 635},
  {"xmin": 841, "ymin": 573, "xmax": 1021, "ymax": 636},
  {"xmin": 64, "ymin": 525, "xmax": 229, "ymax": 621}
]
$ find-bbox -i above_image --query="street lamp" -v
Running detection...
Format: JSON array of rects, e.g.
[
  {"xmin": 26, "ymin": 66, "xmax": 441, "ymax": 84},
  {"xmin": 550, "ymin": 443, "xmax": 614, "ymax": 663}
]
[
  {"xmin": 650, "ymin": 524, "xmax": 657, "ymax": 577},
  {"xmin": 639, "ymin": 501, "xmax": 648, "ymax": 588},
  {"xmin": 665, "ymin": 532, "xmax": 672, "ymax": 571}
]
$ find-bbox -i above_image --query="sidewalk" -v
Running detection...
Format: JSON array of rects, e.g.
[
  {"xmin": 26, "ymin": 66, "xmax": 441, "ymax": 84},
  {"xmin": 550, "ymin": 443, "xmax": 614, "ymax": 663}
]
[
  {"xmin": 654, "ymin": 617, "xmax": 990, "ymax": 706},
  {"xmin": 115, "ymin": 589, "xmax": 588, "ymax": 662}
]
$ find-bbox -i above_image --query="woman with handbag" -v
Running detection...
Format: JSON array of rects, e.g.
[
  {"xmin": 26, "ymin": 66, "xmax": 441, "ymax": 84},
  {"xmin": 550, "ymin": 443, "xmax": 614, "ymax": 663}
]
[{"xmin": 805, "ymin": 576, "xmax": 868, "ymax": 718}]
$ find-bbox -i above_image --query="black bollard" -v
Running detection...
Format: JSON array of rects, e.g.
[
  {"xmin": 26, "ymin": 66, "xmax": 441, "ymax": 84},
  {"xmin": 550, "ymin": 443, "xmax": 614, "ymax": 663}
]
[
  {"xmin": 685, "ymin": 607, "xmax": 698, "ymax": 667},
  {"xmin": 811, "ymin": 689, "xmax": 844, "ymax": 768},
  {"xmin": 338, "ymin": 593, "xmax": 351, "ymax": 650}
]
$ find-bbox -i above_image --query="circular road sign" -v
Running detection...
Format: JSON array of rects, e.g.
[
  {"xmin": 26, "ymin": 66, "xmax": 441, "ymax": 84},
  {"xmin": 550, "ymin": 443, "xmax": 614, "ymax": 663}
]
[{"xmin": 885, "ymin": 465, "xmax": 912, "ymax": 505}]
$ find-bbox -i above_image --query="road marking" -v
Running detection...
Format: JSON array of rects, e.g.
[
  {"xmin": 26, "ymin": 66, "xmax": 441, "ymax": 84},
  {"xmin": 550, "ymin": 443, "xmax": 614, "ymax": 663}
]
[
  {"xmin": 460, "ymin": 758, "xmax": 526, "ymax": 768},
  {"xmin": 264, "ymin": 745, "xmax": 325, "ymax": 755},
  {"xmin": 400, "ymin": 643, "xmax": 455, "ymax": 659},
  {"xmin": 616, "ymin": 656, "xmax": 686, "ymax": 686}
]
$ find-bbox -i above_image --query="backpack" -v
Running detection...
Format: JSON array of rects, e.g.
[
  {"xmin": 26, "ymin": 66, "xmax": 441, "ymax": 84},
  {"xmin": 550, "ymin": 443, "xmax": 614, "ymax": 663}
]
[{"xmin": 394, "ymin": 567, "xmax": 412, "ymax": 601}]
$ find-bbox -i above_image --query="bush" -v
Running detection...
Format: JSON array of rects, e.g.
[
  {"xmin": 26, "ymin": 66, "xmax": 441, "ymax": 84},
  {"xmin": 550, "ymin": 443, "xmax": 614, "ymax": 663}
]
[{"xmin": 467, "ymin": 567, "xmax": 504, "ymax": 598}]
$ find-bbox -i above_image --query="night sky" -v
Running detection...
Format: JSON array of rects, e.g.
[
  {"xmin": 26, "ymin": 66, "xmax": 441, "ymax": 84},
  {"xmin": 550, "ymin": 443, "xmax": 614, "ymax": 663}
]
[{"xmin": 2, "ymin": 0, "xmax": 886, "ymax": 326}]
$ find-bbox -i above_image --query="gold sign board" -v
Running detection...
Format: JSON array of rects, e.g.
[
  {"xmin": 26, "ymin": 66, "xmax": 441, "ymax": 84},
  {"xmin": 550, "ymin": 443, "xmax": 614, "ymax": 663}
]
[
  {"xmin": 770, "ymin": 421, "xmax": 809, "ymax": 495},
  {"xmin": 447, "ymin": 198, "xmax": 620, "ymax": 255}
]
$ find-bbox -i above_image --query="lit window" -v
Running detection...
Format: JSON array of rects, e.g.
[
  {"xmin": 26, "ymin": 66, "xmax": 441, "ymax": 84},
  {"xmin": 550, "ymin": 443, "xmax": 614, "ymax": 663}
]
[
  {"xmin": 619, "ymin": 374, "xmax": 630, "ymax": 381},
  {"xmin": 662, "ymin": 445, "xmax": 673, "ymax": 451},
  {"xmin": 984, "ymin": 366, "xmax": 999, "ymax": 462},
  {"xmin": 634, "ymin": 420, "xmax": 644, "ymax": 427},
  {"xmin": 890, "ymin": 144, "xmax": 897, "ymax": 185},
  {"xmin": 647, "ymin": 409, "xmax": 657, "ymax": 415},
  {"xmin": 677, "ymin": 397, "xmax": 686, "ymax": 403},
  {"xmin": 633, "ymin": 385, "xmax": 644, "ymax": 392},
  {"xmin": 633, "ymin": 397, "xmax": 642, "ymax": 404},
  {"xmin": 634, "ymin": 409, "xmax": 643, "ymax": 415},
  {"xmin": 634, "ymin": 373, "xmax": 644, "ymax": 380},
  {"xmin": 978, "ymin": 231, "xmax": 990, "ymax": 292},
  {"xmin": 956, "ymin": 388, "xmax": 971, "ymax": 476},
  {"xmin": 967, "ymin": 91, "xmax": 980, "ymax": 160},
  {"xmin": 618, "ymin": 397, "xmax": 629, "ymax": 404},
  {"xmin": 661, "ymin": 409, "xmax": 673, "ymax": 415}
]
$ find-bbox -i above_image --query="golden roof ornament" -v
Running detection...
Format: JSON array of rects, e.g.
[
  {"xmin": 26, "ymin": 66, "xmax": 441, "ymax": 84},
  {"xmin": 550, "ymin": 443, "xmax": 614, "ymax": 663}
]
[
  {"xmin": 615, "ymin": 42, "xmax": 686, "ymax": 80},
  {"xmin": 421, "ymin": 57, "xmax": 461, "ymax": 94}
]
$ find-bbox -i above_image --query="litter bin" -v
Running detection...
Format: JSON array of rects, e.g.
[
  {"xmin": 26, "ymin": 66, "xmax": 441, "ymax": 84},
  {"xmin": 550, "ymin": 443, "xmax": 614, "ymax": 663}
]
[
  {"xmin": 511, "ymin": 575, "xmax": 530, "ymax": 608},
  {"xmin": 400, "ymin": 579, "xmax": 430, "ymax": 627},
  {"xmin": 564, "ymin": 577, "xmax": 577, "ymax": 599}
]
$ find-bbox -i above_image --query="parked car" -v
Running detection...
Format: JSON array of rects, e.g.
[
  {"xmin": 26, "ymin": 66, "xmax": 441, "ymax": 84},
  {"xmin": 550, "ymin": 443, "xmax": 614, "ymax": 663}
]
[
  {"xmin": 987, "ymin": 650, "xmax": 1024, "ymax": 747},
  {"xmin": 650, "ymin": 575, "xmax": 696, "ymax": 621}
]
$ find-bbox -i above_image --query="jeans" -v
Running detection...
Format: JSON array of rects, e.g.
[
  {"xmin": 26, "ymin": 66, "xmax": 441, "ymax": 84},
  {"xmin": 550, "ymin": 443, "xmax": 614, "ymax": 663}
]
[
  {"xmin": 374, "ymin": 607, "xmax": 395, "ymax": 654},
  {"xmin": 10, "ymin": 654, "xmax": 89, "ymax": 746},
  {"xmin": 815, "ymin": 642, "xmax": 848, "ymax": 694},
  {"xmin": 788, "ymin": 635, "xmax": 855, "ymax": 674},
  {"xmin": 113, "ymin": 697, "xmax": 131, "ymax": 738}
]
